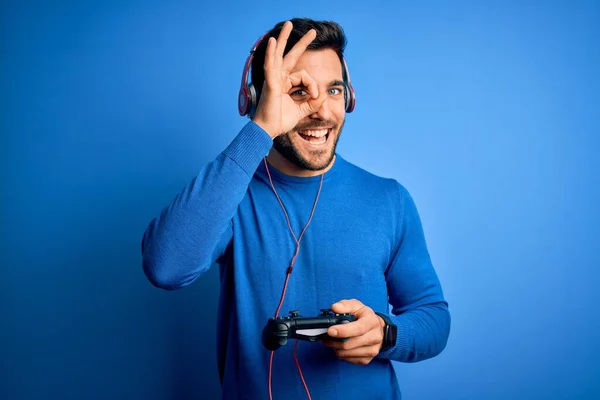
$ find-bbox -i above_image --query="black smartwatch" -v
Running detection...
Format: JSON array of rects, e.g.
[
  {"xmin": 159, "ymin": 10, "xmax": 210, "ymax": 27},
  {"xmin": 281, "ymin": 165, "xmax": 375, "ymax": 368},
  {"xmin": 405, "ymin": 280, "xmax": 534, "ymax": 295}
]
[{"xmin": 375, "ymin": 312, "xmax": 398, "ymax": 352}]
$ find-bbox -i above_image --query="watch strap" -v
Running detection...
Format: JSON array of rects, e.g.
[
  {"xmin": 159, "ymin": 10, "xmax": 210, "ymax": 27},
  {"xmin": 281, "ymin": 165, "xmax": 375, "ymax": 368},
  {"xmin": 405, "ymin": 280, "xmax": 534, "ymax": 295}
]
[{"xmin": 375, "ymin": 312, "xmax": 398, "ymax": 351}]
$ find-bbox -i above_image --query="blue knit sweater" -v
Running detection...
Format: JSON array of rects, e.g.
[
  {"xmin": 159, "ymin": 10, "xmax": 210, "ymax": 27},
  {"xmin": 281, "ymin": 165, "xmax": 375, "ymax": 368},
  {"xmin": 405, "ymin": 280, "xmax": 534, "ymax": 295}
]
[{"xmin": 141, "ymin": 121, "xmax": 450, "ymax": 399}]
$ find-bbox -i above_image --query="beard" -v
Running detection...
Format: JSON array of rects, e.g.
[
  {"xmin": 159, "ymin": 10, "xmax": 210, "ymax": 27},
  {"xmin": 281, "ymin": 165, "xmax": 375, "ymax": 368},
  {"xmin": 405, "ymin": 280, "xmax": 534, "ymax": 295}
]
[{"xmin": 273, "ymin": 119, "xmax": 345, "ymax": 171}]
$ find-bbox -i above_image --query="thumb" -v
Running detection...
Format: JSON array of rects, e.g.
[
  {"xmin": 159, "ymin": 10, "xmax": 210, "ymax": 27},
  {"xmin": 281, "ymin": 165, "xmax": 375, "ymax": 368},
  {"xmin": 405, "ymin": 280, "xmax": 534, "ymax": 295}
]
[{"xmin": 299, "ymin": 92, "xmax": 327, "ymax": 117}]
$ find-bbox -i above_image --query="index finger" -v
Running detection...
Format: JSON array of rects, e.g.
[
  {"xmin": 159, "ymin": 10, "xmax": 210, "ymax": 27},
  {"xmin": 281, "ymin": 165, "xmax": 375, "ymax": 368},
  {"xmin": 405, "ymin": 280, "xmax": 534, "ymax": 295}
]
[
  {"xmin": 328, "ymin": 319, "xmax": 368, "ymax": 339},
  {"xmin": 275, "ymin": 21, "xmax": 293, "ymax": 64},
  {"xmin": 282, "ymin": 28, "xmax": 317, "ymax": 71}
]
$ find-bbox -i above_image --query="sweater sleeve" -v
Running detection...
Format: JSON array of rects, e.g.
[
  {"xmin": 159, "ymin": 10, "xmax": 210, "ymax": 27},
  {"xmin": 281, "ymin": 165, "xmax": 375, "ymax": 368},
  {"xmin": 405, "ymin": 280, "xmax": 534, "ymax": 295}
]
[
  {"xmin": 141, "ymin": 121, "xmax": 273, "ymax": 290},
  {"xmin": 376, "ymin": 184, "xmax": 451, "ymax": 362}
]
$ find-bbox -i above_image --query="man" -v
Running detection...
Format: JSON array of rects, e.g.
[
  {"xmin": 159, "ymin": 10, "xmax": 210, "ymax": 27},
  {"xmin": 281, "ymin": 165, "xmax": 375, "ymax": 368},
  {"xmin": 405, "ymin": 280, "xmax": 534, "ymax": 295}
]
[{"xmin": 141, "ymin": 18, "xmax": 450, "ymax": 399}]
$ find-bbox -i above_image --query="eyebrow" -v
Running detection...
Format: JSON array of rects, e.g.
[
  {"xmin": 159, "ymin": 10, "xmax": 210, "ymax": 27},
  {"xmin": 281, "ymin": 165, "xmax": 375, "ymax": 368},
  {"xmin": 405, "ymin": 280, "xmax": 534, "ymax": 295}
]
[
  {"xmin": 329, "ymin": 80, "xmax": 345, "ymax": 87},
  {"xmin": 291, "ymin": 79, "xmax": 346, "ymax": 91}
]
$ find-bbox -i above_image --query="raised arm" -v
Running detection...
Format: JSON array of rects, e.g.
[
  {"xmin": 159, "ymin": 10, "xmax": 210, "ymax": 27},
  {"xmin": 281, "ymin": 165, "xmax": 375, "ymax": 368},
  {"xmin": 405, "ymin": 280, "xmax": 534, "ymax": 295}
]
[
  {"xmin": 141, "ymin": 122, "xmax": 272, "ymax": 290},
  {"xmin": 142, "ymin": 21, "xmax": 330, "ymax": 290}
]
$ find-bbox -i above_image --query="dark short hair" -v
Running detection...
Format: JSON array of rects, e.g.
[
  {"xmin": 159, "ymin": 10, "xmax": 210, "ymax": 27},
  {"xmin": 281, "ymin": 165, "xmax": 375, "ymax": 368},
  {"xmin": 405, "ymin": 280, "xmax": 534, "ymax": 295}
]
[{"xmin": 251, "ymin": 18, "xmax": 348, "ymax": 98}]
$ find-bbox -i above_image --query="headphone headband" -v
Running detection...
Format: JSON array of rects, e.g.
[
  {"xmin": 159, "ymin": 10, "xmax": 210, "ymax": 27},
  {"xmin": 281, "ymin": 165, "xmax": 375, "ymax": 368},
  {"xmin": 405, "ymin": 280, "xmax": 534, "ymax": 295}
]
[{"xmin": 238, "ymin": 32, "xmax": 356, "ymax": 116}]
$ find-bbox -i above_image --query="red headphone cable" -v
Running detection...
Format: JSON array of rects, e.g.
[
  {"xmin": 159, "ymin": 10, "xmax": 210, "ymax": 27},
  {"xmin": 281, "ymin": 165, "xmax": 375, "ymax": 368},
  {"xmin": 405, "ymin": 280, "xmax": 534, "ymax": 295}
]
[{"xmin": 264, "ymin": 157, "xmax": 323, "ymax": 400}]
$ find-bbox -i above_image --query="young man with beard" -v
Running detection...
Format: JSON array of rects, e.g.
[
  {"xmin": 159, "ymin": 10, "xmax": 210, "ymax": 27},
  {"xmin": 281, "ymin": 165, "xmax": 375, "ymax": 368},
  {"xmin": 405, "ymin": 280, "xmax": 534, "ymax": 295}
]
[{"xmin": 141, "ymin": 18, "xmax": 450, "ymax": 399}]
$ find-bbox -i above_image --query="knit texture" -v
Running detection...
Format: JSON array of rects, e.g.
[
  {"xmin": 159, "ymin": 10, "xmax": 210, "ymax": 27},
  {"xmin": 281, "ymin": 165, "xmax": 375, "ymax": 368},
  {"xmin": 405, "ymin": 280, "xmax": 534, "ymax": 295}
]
[{"xmin": 142, "ymin": 121, "xmax": 450, "ymax": 400}]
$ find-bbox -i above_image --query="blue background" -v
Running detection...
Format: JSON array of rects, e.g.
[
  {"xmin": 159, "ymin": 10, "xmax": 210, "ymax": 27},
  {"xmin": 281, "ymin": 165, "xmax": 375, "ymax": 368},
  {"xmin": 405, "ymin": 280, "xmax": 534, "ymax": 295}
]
[{"xmin": 2, "ymin": 1, "xmax": 599, "ymax": 399}]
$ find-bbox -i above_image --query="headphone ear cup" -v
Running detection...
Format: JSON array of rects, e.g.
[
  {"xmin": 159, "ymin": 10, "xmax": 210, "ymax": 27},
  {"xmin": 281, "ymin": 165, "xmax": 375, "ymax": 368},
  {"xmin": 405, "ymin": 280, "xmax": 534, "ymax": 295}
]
[
  {"xmin": 247, "ymin": 83, "xmax": 258, "ymax": 117},
  {"xmin": 238, "ymin": 85, "xmax": 250, "ymax": 116},
  {"xmin": 238, "ymin": 82, "xmax": 258, "ymax": 117},
  {"xmin": 345, "ymin": 83, "xmax": 356, "ymax": 113},
  {"xmin": 341, "ymin": 57, "xmax": 356, "ymax": 113}
]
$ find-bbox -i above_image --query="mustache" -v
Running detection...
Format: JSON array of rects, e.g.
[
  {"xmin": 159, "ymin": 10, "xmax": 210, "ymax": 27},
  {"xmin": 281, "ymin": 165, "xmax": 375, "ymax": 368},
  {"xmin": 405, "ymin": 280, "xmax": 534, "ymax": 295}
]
[{"xmin": 294, "ymin": 121, "xmax": 336, "ymax": 131}]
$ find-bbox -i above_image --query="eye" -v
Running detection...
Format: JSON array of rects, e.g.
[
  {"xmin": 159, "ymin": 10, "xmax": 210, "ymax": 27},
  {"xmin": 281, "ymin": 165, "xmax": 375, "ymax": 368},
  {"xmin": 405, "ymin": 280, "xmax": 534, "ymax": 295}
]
[
  {"xmin": 290, "ymin": 89, "xmax": 309, "ymax": 97},
  {"xmin": 328, "ymin": 88, "xmax": 343, "ymax": 96}
]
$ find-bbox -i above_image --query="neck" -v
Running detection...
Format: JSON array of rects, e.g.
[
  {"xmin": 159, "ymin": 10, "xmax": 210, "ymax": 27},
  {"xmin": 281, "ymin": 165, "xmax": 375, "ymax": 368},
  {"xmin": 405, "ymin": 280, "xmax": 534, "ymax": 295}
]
[{"xmin": 266, "ymin": 148, "xmax": 336, "ymax": 177}]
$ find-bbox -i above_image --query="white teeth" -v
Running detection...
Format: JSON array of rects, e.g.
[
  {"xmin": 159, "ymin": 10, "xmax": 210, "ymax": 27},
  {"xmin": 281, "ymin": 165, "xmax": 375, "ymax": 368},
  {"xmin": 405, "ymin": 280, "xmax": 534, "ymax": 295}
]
[{"xmin": 299, "ymin": 129, "xmax": 328, "ymax": 138}]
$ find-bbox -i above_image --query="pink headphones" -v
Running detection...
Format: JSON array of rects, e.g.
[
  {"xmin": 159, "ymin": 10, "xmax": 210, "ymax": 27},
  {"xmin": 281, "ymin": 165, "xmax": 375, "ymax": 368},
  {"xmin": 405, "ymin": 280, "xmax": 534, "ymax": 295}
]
[{"xmin": 238, "ymin": 32, "xmax": 356, "ymax": 117}]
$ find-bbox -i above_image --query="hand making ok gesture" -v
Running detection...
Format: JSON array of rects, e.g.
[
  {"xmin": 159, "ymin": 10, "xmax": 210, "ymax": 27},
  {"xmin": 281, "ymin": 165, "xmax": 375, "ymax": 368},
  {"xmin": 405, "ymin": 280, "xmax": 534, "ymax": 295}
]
[{"xmin": 252, "ymin": 21, "xmax": 328, "ymax": 138}]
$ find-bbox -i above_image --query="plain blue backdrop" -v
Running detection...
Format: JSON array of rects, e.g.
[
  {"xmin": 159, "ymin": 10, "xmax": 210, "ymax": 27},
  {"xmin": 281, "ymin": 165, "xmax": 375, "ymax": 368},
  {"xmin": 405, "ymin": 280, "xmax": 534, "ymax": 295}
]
[{"xmin": 2, "ymin": 1, "xmax": 599, "ymax": 399}]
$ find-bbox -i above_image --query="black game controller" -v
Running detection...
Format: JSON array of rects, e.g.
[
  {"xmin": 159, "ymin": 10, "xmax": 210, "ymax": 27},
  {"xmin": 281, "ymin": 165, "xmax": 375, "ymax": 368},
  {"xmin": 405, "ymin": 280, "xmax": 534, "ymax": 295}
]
[{"xmin": 262, "ymin": 309, "xmax": 356, "ymax": 351}]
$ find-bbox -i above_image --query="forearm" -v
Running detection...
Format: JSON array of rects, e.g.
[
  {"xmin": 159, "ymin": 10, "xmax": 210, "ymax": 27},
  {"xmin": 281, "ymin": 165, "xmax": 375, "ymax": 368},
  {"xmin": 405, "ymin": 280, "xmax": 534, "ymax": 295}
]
[
  {"xmin": 378, "ymin": 302, "xmax": 450, "ymax": 363},
  {"xmin": 141, "ymin": 121, "xmax": 272, "ymax": 289},
  {"xmin": 377, "ymin": 182, "xmax": 451, "ymax": 362}
]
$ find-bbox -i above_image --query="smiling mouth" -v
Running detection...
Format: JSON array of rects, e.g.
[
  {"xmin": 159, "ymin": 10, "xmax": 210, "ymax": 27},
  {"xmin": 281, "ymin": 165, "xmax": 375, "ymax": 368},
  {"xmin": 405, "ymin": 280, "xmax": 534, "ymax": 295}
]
[{"xmin": 298, "ymin": 128, "xmax": 331, "ymax": 146}]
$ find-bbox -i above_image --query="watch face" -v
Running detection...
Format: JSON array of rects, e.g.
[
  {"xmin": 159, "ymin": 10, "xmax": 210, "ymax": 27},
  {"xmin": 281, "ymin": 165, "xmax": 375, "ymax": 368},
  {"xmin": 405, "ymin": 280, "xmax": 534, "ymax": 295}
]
[{"xmin": 387, "ymin": 325, "xmax": 397, "ymax": 347}]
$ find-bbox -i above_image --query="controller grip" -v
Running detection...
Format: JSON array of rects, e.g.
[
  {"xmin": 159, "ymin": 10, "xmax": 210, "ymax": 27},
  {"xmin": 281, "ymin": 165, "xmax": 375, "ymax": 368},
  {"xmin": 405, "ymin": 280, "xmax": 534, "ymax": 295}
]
[{"xmin": 262, "ymin": 321, "xmax": 287, "ymax": 351}]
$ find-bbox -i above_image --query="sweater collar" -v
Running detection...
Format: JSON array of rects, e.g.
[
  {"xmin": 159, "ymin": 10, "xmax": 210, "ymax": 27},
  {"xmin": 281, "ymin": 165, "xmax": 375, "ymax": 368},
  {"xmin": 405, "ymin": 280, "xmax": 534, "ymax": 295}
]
[{"xmin": 258, "ymin": 154, "xmax": 342, "ymax": 184}]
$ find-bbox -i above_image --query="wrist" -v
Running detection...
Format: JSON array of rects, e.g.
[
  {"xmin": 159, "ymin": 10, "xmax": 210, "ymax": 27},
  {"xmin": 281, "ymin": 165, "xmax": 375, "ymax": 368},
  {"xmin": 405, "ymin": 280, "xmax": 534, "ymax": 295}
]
[
  {"xmin": 375, "ymin": 312, "xmax": 398, "ymax": 352},
  {"xmin": 251, "ymin": 118, "xmax": 278, "ymax": 139},
  {"xmin": 377, "ymin": 315, "xmax": 386, "ymax": 333}
]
